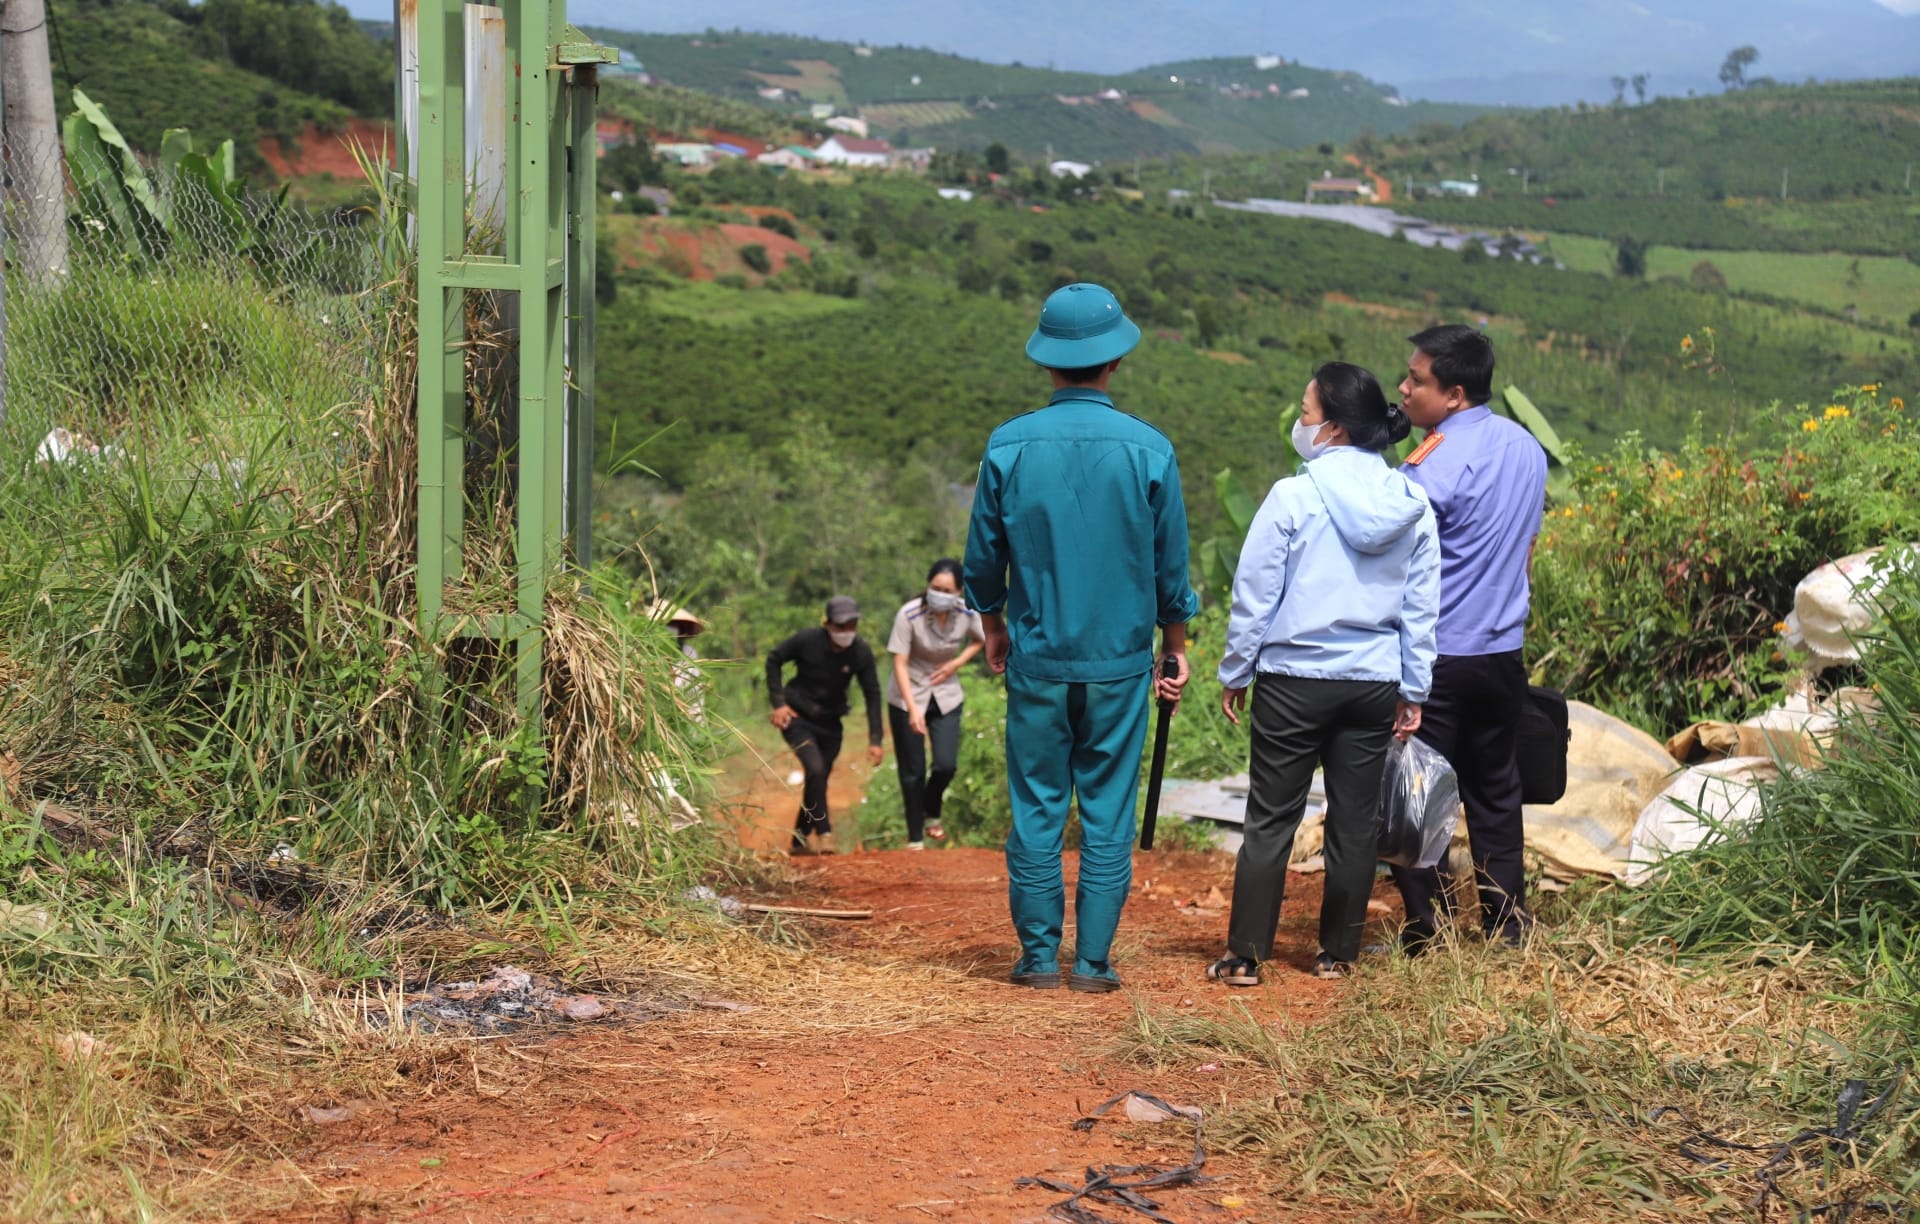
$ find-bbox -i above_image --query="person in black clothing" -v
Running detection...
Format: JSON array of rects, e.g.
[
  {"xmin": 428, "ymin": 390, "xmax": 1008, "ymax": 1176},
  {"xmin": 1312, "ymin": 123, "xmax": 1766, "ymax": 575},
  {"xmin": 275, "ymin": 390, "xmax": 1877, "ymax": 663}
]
[{"xmin": 766, "ymin": 594, "xmax": 886, "ymax": 855}]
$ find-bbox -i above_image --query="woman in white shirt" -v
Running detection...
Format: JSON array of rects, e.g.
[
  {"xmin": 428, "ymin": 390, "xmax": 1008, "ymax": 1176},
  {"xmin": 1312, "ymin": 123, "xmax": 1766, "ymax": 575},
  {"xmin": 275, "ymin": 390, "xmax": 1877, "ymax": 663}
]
[{"xmin": 887, "ymin": 559, "xmax": 985, "ymax": 848}]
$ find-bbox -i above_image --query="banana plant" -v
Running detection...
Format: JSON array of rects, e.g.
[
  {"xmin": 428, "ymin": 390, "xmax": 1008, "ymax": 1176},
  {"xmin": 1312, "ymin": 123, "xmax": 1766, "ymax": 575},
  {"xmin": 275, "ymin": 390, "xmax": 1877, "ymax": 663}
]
[
  {"xmin": 64, "ymin": 90, "xmax": 295, "ymax": 268},
  {"xmin": 64, "ymin": 89, "xmax": 166, "ymax": 261},
  {"xmin": 1199, "ymin": 468, "xmax": 1260, "ymax": 599}
]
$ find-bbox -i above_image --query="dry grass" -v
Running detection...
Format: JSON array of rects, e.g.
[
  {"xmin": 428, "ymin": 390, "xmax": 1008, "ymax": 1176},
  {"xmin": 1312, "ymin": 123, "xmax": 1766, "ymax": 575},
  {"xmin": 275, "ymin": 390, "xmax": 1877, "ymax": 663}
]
[{"xmin": 1113, "ymin": 922, "xmax": 1916, "ymax": 1220}]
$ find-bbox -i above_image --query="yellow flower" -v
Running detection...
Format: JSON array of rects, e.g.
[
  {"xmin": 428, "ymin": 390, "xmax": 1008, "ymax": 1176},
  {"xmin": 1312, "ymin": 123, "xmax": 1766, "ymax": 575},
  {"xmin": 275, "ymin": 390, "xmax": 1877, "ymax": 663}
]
[
  {"xmin": 1802, "ymin": 419, "xmax": 1821, "ymax": 432},
  {"xmin": 1680, "ymin": 335, "xmax": 1694, "ymax": 352},
  {"xmin": 1773, "ymin": 621, "xmax": 1789, "ymax": 634},
  {"xmin": 1825, "ymin": 405, "xmax": 1850, "ymax": 419},
  {"xmin": 1668, "ymin": 468, "xmax": 1685, "ymax": 480},
  {"xmin": 1862, "ymin": 384, "xmax": 1880, "ymax": 395},
  {"xmin": 1894, "ymin": 397, "xmax": 1907, "ymax": 411}
]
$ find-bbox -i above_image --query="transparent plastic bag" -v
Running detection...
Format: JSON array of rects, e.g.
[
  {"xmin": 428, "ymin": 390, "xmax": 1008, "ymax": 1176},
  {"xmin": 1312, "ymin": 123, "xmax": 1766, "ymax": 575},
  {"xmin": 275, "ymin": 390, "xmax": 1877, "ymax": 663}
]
[{"xmin": 1376, "ymin": 736, "xmax": 1461, "ymax": 869}]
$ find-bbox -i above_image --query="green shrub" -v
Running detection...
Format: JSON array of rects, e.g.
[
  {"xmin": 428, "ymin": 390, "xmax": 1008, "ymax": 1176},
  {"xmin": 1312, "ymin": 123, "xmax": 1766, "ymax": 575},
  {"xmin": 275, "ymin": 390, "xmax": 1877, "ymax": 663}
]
[{"xmin": 1531, "ymin": 380, "xmax": 1920, "ymax": 730}]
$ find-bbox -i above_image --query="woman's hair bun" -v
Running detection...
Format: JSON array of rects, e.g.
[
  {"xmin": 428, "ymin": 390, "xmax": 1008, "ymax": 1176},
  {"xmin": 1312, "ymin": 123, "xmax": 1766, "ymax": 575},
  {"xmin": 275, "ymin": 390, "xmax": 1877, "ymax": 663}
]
[{"xmin": 1383, "ymin": 403, "xmax": 1412, "ymax": 446}]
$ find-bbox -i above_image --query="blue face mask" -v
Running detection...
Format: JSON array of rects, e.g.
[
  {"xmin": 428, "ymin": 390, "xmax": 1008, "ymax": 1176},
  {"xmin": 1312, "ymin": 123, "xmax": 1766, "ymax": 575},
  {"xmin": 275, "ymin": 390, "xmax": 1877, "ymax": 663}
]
[
  {"xmin": 1291, "ymin": 417, "xmax": 1334, "ymax": 461},
  {"xmin": 925, "ymin": 589, "xmax": 965, "ymax": 614}
]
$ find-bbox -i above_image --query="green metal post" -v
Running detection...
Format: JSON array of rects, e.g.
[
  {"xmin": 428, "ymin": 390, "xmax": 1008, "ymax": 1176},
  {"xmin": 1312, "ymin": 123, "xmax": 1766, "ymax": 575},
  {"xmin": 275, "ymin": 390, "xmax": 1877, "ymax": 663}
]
[
  {"xmin": 566, "ymin": 64, "xmax": 598, "ymax": 569},
  {"xmin": 415, "ymin": 0, "xmax": 468, "ymax": 630},
  {"xmin": 409, "ymin": 0, "xmax": 612, "ymax": 723}
]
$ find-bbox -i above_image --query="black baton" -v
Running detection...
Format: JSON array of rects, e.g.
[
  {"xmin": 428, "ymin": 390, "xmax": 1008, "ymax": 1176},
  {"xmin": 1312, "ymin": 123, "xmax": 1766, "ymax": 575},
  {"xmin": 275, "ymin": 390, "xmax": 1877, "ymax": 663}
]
[{"xmin": 1138, "ymin": 655, "xmax": 1181, "ymax": 850}]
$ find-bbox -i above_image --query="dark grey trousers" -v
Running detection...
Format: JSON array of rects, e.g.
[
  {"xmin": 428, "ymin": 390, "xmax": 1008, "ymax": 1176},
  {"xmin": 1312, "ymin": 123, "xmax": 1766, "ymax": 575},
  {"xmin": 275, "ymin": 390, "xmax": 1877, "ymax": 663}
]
[{"xmin": 1227, "ymin": 674, "xmax": 1399, "ymax": 965}]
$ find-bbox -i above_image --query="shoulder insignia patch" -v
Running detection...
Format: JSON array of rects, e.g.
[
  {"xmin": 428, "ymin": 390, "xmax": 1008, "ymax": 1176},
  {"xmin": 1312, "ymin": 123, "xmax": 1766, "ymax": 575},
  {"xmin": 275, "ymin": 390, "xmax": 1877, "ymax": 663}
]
[{"xmin": 1405, "ymin": 432, "xmax": 1445, "ymax": 466}]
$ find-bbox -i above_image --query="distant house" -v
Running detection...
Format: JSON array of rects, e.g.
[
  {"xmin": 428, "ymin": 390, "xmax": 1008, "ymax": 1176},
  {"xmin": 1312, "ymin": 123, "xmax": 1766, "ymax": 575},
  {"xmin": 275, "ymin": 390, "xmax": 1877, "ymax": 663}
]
[
  {"xmin": 757, "ymin": 146, "xmax": 820, "ymax": 170},
  {"xmin": 824, "ymin": 115, "xmax": 870, "ymax": 137},
  {"xmin": 892, "ymin": 146, "xmax": 935, "ymax": 170},
  {"xmin": 1305, "ymin": 176, "xmax": 1375, "ymax": 204},
  {"xmin": 814, "ymin": 136, "xmax": 893, "ymax": 168},
  {"xmin": 1438, "ymin": 179, "xmax": 1482, "ymax": 197},
  {"xmin": 853, "ymin": 44, "xmax": 874, "ymax": 57},
  {"xmin": 756, "ymin": 86, "xmax": 788, "ymax": 100},
  {"xmin": 936, "ymin": 186, "xmax": 974, "ymax": 202},
  {"xmin": 809, "ymin": 103, "xmax": 837, "ymax": 120},
  {"xmin": 1253, "ymin": 54, "xmax": 1283, "ymax": 70},
  {"xmin": 594, "ymin": 118, "xmax": 636, "ymax": 154},
  {"xmin": 637, "ymin": 186, "xmax": 673, "ymax": 215},
  {"xmin": 703, "ymin": 130, "xmax": 772, "ymax": 159},
  {"xmin": 1049, "ymin": 160, "xmax": 1093, "ymax": 179},
  {"xmin": 1097, "ymin": 88, "xmax": 1126, "ymax": 101},
  {"xmin": 655, "ymin": 143, "xmax": 716, "ymax": 167},
  {"xmin": 605, "ymin": 49, "xmax": 648, "ymax": 79},
  {"xmin": 1286, "ymin": 87, "xmax": 1311, "ymax": 99}
]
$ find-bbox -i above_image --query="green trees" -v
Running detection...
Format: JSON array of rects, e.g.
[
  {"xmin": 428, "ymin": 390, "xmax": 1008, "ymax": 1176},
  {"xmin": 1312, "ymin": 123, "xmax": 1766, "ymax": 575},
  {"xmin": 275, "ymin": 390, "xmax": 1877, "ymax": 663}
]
[
  {"xmin": 1719, "ymin": 45, "xmax": 1759, "ymax": 92},
  {"xmin": 187, "ymin": 0, "xmax": 392, "ymax": 115},
  {"xmin": 1613, "ymin": 234, "xmax": 1648, "ymax": 279},
  {"xmin": 602, "ymin": 136, "xmax": 663, "ymax": 193}
]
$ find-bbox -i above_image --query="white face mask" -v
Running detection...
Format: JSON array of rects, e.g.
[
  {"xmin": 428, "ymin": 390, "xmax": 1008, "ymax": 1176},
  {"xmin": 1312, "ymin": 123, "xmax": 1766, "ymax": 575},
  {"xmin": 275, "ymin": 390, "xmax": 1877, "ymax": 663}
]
[
  {"xmin": 925, "ymin": 589, "xmax": 965, "ymax": 614},
  {"xmin": 828, "ymin": 628, "xmax": 857, "ymax": 648},
  {"xmin": 1291, "ymin": 417, "xmax": 1334, "ymax": 462}
]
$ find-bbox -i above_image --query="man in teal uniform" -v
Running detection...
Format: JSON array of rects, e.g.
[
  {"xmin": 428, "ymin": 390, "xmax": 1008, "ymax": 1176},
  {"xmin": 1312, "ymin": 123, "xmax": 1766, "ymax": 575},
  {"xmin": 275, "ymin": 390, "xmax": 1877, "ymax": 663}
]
[{"xmin": 963, "ymin": 283, "xmax": 1199, "ymax": 993}]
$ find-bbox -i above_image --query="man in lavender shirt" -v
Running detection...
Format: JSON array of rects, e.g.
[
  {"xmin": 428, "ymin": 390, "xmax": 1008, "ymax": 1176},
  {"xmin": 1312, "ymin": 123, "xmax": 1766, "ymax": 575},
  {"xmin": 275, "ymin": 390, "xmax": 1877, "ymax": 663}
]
[{"xmin": 1389, "ymin": 325, "xmax": 1547, "ymax": 949}]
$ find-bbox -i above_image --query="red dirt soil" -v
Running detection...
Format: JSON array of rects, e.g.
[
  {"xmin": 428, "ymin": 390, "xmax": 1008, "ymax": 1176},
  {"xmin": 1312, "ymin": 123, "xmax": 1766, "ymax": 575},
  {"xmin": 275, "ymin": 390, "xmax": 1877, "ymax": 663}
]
[
  {"xmin": 265, "ymin": 749, "xmax": 1411, "ymax": 1222},
  {"xmin": 259, "ymin": 119, "xmax": 394, "ymax": 181},
  {"xmin": 630, "ymin": 219, "xmax": 812, "ymax": 281}
]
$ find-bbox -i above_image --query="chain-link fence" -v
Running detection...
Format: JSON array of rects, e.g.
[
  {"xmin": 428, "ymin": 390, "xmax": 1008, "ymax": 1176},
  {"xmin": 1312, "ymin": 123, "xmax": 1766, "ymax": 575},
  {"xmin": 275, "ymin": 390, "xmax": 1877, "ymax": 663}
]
[{"xmin": 2, "ymin": 128, "xmax": 382, "ymax": 446}]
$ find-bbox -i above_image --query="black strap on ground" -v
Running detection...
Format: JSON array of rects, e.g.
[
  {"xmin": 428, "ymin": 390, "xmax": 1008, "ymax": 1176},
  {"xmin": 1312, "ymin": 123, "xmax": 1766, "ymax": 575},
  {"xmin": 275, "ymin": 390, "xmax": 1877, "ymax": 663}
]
[
  {"xmin": 1014, "ymin": 1090, "xmax": 1213, "ymax": 1224},
  {"xmin": 1649, "ymin": 1062, "xmax": 1910, "ymax": 1219}
]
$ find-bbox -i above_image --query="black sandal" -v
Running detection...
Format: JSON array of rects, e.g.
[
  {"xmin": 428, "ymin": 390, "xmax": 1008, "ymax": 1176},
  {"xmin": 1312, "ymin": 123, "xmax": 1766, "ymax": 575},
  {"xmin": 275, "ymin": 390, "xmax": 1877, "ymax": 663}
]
[
  {"xmin": 1313, "ymin": 952, "xmax": 1353, "ymax": 980},
  {"xmin": 1206, "ymin": 956, "xmax": 1260, "ymax": 987}
]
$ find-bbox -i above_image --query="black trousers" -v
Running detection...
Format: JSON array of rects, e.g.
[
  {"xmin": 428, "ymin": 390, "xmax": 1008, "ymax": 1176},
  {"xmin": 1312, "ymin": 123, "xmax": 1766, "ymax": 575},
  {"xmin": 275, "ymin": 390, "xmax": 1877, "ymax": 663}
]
[
  {"xmin": 887, "ymin": 697, "xmax": 961, "ymax": 843},
  {"xmin": 1228, "ymin": 674, "xmax": 1400, "ymax": 966},
  {"xmin": 1389, "ymin": 650, "xmax": 1529, "ymax": 942},
  {"xmin": 782, "ymin": 714, "xmax": 842, "ymax": 841}
]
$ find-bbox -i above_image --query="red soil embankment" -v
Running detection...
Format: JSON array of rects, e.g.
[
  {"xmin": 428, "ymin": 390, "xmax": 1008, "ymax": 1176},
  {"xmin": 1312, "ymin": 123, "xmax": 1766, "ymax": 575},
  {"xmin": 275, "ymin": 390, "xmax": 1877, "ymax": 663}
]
[{"xmin": 258, "ymin": 118, "xmax": 394, "ymax": 180}]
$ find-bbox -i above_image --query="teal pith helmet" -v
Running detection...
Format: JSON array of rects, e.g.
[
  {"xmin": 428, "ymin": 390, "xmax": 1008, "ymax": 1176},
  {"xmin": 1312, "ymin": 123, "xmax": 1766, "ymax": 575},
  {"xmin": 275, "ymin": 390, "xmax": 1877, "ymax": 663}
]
[{"xmin": 1024, "ymin": 282, "xmax": 1142, "ymax": 369}]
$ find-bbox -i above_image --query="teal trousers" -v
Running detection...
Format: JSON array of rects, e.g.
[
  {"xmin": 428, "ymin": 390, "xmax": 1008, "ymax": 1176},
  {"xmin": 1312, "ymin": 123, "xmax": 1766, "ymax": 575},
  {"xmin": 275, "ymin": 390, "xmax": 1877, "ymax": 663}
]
[{"xmin": 1004, "ymin": 667, "xmax": 1152, "ymax": 977}]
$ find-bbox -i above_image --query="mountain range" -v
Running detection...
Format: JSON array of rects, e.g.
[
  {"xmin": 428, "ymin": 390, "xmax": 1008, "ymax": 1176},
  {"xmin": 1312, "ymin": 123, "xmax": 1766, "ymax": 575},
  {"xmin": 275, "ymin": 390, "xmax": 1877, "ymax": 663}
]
[{"xmin": 338, "ymin": 0, "xmax": 1919, "ymax": 106}]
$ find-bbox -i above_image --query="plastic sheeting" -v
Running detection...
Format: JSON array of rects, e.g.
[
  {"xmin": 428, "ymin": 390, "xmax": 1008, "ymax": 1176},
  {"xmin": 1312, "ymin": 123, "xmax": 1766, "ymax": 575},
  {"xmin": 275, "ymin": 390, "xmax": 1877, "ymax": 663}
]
[
  {"xmin": 1625, "ymin": 756, "xmax": 1780, "ymax": 886},
  {"xmin": 1781, "ymin": 546, "xmax": 1916, "ymax": 668},
  {"xmin": 1522, "ymin": 700, "xmax": 1679, "ymax": 882}
]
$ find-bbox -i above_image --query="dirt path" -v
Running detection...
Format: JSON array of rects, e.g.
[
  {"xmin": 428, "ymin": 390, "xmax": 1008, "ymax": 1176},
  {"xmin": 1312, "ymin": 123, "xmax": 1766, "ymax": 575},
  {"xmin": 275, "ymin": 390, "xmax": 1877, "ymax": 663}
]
[{"xmin": 269, "ymin": 759, "xmax": 1411, "ymax": 1222}]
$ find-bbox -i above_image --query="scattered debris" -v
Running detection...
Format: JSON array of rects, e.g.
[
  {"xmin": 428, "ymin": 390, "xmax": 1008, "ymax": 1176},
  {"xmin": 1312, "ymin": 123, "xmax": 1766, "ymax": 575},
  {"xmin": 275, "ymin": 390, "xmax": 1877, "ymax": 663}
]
[
  {"xmin": 1017, "ymin": 1089, "xmax": 1211, "ymax": 1223},
  {"xmin": 34, "ymin": 427, "xmax": 111, "ymax": 466},
  {"xmin": 1653, "ymin": 1064, "xmax": 1909, "ymax": 1218},
  {"xmin": 1173, "ymin": 885, "xmax": 1229, "ymax": 918},
  {"xmin": 1119, "ymin": 1093, "xmax": 1202, "ymax": 1124},
  {"xmin": 53, "ymin": 1031, "xmax": 109, "ymax": 1064},
  {"xmin": 684, "ymin": 885, "xmax": 746, "ymax": 917},
  {"xmin": 396, "ymin": 966, "xmax": 657, "ymax": 1035},
  {"xmin": 683, "ymin": 887, "xmax": 871, "ymax": 921},
  {"xmin": 0, "ymin": 899, "xmax": 55, "ymax": 936},
  {"xmin": 744, "ymin": 903, "xmax": 872, "ymax": 920},
  {"xmin": 305, "ymin": 1105, "xmax": 354, "ymax": 1125}
]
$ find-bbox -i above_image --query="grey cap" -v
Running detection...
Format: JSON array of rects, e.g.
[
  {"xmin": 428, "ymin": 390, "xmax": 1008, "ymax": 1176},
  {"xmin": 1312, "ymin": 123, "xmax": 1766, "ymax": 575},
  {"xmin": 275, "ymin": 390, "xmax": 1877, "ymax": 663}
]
[{"xmin": 824, "ymin": 594, "xmax": 860, "ymax": 625}]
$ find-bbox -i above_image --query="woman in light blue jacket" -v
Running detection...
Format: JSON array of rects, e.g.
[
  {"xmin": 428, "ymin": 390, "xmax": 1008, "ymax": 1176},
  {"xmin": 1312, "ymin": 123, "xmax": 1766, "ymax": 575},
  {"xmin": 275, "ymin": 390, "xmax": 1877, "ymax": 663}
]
[{"xmin": 1209, "ymin": 362, "xmax": 1440, "ymax": 985}]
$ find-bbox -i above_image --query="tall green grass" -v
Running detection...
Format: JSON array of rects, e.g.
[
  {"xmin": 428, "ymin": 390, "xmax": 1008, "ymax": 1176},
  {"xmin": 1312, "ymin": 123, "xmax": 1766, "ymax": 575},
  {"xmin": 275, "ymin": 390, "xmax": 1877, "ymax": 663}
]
[
  {"xmin": 1622, "ymin": 554, "xmax": 1920, "ymax": 1015},
  {"xmin": 0, "ymin": 183, "xmax": 720, "ymax": 1216}
]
